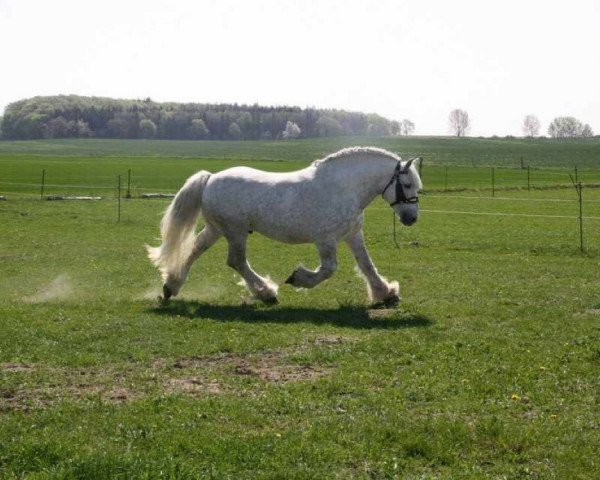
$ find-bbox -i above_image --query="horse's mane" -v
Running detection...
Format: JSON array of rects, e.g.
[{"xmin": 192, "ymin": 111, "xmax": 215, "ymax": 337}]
[
  {"xmin": 312, "ymin": 146, "xmax": 422, "ymax": 190},
  {"xmin": 311, "ymin": 147, "xmax": 401, "ymax": 168}
]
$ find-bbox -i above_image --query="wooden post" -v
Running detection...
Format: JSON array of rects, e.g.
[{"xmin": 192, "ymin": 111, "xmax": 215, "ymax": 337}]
[
  {"xmin": 126, "ymin": 169, "xmax": 132, "ymax": 199},
  {"xmin": 569, "ymin": 173, "xmax": 584, "ymax": 253},
  {"xmin": 444, "ymin": 166, "xmax": 448, "ymax": 192},
  {"xmin": 40, "ymin": 169, "xmax": 46, "ymax": 200},
  {"xmin": 117, "ymin": 174, "xmax": 121, "ymax": 222},
  {"xmin": 578, "ymin": 181, "xmax": 584, "ymax": 252},
  {"xmin": 527, "ymin": 165, "xmax": 530, "ymax": 191},
  {"xmin": 492, "ymin": 167, "xmax": 495, "ymax": 197}
]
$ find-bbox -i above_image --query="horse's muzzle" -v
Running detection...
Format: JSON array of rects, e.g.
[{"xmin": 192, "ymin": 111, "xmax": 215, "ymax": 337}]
[{"xmin": 400, "ymin": 212, "xmax": 418, "ymax": 226}]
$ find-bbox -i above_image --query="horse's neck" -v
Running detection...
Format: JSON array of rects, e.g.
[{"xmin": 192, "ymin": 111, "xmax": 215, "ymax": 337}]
[{"xmin": 318, "ymin": 156, "xmax": 396, "ymax": 207}]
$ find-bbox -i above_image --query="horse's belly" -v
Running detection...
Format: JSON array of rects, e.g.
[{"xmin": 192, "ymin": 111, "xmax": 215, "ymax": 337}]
[
  {"xmin": 252, "ymin": 222, "xmax": 314, "ymax": 244},
  {"xmin": 251, "ymin": 204, "xmax": 358, "ymax": 244}
]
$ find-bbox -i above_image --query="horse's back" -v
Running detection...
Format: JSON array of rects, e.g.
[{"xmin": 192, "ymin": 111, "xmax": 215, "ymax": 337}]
[
  {"xmin": 200, "ymin": 165, "xmax": 336, "ymax": 242},
  {"xmin": 210, "ymin": 165, "xmax": 312, "ymax": 184}
]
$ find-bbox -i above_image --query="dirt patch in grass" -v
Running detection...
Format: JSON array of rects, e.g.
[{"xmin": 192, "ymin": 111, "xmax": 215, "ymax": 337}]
[
  {"xmin": 166, "ymin": 378, "xmax": 224, "ymax": 395},
  {"xmin": 0, "ymin": 382, "xmax": 139, "ymax": 411},
  {"xmin": 313, "ymin": 334, "xmax": 347, "ymax": 346},
  {"xmin": 1, "ymin": 345, "xmax": 336, "ymax": 410},
  {"xmin": 1, "ymin": 362, "xmax": 36, "ymax": 372},
  {"xmin": 232, "ymin": 355, "xmax": 329, "ymax": 382},
  {"xmin": 167, "ymin": 349, "xmax": 332, "ymax": 388}
]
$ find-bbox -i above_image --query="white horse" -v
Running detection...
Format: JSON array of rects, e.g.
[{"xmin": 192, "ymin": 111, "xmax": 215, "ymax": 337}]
[{"xmin": 147, "ymin": 147, "xmax": 422, "ymax": 305}]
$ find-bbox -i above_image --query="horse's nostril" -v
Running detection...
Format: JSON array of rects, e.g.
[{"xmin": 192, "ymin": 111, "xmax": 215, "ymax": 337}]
[{"xmin": 401, "ymin": 215, "xmax": 417, "ymax": 226}]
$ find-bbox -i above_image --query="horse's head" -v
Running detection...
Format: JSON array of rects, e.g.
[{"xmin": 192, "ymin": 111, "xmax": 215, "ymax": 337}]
[{"xmin": 382, "ymin": 157, "xmax": 422, "ymax": 226}]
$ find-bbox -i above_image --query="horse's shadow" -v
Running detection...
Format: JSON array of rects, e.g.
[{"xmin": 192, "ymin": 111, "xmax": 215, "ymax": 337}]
[{"xmin": 149, "ymin": 300, "xmax": 434, "ymax": 330}]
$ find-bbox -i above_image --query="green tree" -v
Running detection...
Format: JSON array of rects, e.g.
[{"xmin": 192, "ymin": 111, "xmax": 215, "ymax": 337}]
[
  {"xmin": 228, "ymin": 122, "xmax": 243, "ymax": 140},
  {"xmin": 42, "ymin": 116, "xmax": 70, "ymax": 138},
  {"xmin": 139, "ymin": 119, "xmax": 157, "ymax": 139},
  {"xmin": 188, "ymin": 118, "xmax": 209, "ymax": 139},
  {"xmin": 366, "ymin": 113, "xmax": 392, "ymax": 136},
  {"xmin": 548, "ymin": 117, "xmax": 593, "ymax": 138},
  {"xmin": 236, "ymin": 112, "xmax": 254, "ymax": 139},
  {"xmin": 315, "ymin": 116, "xmax": 343, "ymax": 137}
]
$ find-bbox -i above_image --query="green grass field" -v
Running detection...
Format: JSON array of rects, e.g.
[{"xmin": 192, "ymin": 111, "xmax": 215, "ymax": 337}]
[
  {"xmin": 1, "ymin": 135, "xmax": 600, "ymax": 167},
  {"xmin": 1, "ymin": 138, "xmax": 600, "ymax": 478}
]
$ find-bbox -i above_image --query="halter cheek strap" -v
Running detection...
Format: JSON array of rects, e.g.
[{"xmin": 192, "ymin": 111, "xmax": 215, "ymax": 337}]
[{"xmin": 381, "ymin": 161, "xmax": 419, "ymax": 206}]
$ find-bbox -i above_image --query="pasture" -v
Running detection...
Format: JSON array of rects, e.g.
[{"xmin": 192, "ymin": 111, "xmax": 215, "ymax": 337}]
[{"xmin": 1, "ymin": 137, "xmax": 600, "ymax": 478}]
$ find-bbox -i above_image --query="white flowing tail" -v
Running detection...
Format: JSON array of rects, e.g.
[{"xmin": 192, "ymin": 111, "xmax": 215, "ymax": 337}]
[{"xmin": 146, "ymin": 171, "xmax": 211, "ymax": 282}]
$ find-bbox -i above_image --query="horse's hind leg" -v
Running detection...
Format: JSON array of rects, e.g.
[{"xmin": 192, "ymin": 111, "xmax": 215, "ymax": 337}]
[
  {"xmin": 346, "ymin": 230, "xmax": 399, "ymax": 306},
  {"xmin": 162, "ymin": 225, "xmax": 221, "ymax": 303},
  {"xmin": 285, "ymin": 240, "xmax": 337, "ymax": 289},
  {"xmin": 226, "ymin": 234, "xmax": 279, "ymax": 303}
]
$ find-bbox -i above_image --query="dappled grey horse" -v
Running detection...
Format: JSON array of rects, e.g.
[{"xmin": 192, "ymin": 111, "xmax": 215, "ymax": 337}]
[{"xmin": 147, "ymin": 147, "xmax": 422, "ymax": 305}]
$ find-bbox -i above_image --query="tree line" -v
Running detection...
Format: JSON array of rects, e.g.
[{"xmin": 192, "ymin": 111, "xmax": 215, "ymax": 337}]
[
  {"xmin": 0, "ymin": 95, "xmax": 409, "ymax": 141},
  {"xmin": 448, "ymin": 108, "xmax": 595, "ymax": 138}
]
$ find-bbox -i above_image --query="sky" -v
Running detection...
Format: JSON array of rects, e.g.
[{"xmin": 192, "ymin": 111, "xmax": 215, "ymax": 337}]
[{"xmin": 1, "ymin": 0, "xmax": 599, "ymax": 136}]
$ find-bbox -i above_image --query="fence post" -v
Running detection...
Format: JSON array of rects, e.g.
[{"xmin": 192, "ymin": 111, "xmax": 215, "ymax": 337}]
[
  {"xmin": 578, "ymin": 182, "xmax": 584, "ymax": 252},
  {"xmin": 444, "ymin": 166, "xmax": 448, "ymax": 192},
  {"xmin": 527, "ymin": 165, "xmax": 530, "ymax": 191},
  {"xmin": 492, "ymin": 167, "xmax": 495, "ymax": 197},
  {"xmin": 117, "ymin": 174, "xmax": 122, "ymax": 222},
  {"xmin": 127, "ymin": 169, "xmax": 132, "ymax": 198},
  {"xmin": 578, "ymin": 181, "xmax": 584, "ymax": 252},
  {"xmin": 569, "ymin": 173, "xmax": 584, "ymax": 253},
  {"xmin": 40, "ymin": 169, "xmax": 46, "ymax": 200}
]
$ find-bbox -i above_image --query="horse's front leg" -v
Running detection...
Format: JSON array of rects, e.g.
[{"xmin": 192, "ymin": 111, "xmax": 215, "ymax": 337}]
[
  {"xmin": 285, "ymin": 240, "xmax": 337, "ymax": 288},
  {"xmin": 346, "ymin": 230, "xmax": 399, "ymax": 306},
  {"xmin": 226, "ymin": 234, "xmax": 279, "ymax": 304}
]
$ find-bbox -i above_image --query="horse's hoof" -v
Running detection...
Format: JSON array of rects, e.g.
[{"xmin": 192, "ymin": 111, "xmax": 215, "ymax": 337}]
[
  {"xmin": 158, "ymin": 295, "xmax": 170, "ymax": 306},
  {"xmin": 284, "ymin": 272, "xmax": 295, "ymax": 285},
  {"xmin": 160, "ymin": 285, "xmax": 172, "ymax": 306},
  {"xmin": 263, "ymin": 296, "xmax": 279, "ymax": 305},
  {"xmin": 383, "ymin": 294, "xmax": 400, "ymax": 307}
]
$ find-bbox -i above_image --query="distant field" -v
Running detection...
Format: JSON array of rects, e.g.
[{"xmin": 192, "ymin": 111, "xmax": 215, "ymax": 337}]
[
  {"xmin": 1, "ymin": 139, "xmax": 599, "ymax": 478},
  {"xmin": 1, "ymin": 137, "xmax": 600, "ymax": 198},
  {"xmin": 1, "ymin": 135, "xmax": 600, "ymax": 167}
]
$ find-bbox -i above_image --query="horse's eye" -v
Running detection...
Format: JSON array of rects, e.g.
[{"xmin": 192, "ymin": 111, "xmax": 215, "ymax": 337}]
[{"xmin": 403, "ymin": 183, "xmax": 412, "ymax": 189}]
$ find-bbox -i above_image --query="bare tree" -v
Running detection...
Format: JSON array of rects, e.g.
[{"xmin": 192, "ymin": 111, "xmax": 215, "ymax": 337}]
[
  {"xmin": 522, "ymin": 115, "xmax": 540, "ymax": 137},
  {"xmin": 581, "ymin": 123, "xmax": 594, "ymax": 138},
  {"xmin": 401, "ymin": 119, "xmax": 415, "ymax": 136},
  {"xmin": 448, "ymin": 109, "xmax": 470, "ymax": 137}
]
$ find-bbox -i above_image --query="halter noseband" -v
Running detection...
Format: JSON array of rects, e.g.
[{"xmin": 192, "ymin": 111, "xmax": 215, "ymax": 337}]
[{"xmin": 381, "ymin": 160, "xmax": 419, "ymax": 206}]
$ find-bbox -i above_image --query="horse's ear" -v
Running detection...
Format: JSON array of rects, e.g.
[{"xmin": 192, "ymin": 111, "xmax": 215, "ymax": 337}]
[
  {"xmin": 403, "ymin": 158, "xmax": 414, "ymax": 171},
  {"xmin": 413, "ymin": 157, "xmax": 423, "ymax": 171}
]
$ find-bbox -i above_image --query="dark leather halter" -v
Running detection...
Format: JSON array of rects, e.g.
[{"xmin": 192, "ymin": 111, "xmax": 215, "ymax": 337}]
[{"xmin": 381, "ymin": 160, "xmax": 419, "ymax": 206}]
